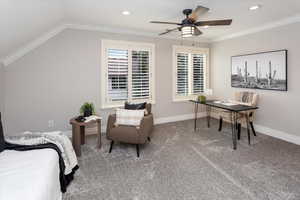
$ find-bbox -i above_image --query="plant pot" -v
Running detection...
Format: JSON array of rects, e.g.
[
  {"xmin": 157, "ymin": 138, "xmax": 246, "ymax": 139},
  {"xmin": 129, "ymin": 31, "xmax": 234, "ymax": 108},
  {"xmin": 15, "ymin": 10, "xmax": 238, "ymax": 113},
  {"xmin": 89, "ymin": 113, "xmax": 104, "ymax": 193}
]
[
  {"xmin": 198, "ymin": 95, "xmax": 206, "ymax": 103},
  {"xmin": 83, "ymin": 110, "xmax": 93, "ymax": 117}
]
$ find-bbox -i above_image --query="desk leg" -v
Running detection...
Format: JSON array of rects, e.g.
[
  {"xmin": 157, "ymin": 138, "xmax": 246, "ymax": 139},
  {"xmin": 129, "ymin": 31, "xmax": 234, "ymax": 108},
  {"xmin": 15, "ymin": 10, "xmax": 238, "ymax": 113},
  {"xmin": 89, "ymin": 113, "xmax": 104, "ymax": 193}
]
[
  {"xmin": 232, "ymin": 112, "xmax": 237, "ymax": 150},
  {"xmin": 72, "ymin": 125, "xmax": 81, "ymax": 157},
  {"xmin": 194, "ymin": 103, "xmax": 199, "ymax": 131},
  {"xmin": 206, "ymin": 106, "xmax": 211, "ymax": 128},
  {"xmin": 246, "ymin": 114, "xmax": 251, "ymax": 145},
  {"xmin": 97, "ymin": 120, "xmax": 102, "ymax": 149}
]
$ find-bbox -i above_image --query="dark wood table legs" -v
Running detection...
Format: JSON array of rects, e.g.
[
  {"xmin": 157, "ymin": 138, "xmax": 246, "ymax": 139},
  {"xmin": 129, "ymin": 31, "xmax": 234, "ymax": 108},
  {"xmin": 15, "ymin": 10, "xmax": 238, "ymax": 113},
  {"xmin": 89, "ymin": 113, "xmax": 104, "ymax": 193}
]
[
  {"xmin": 206, "ymin": 105, "xmax": 211, "ymax": 128},
  {"xmin": 97, "ymin": 120, "xmax": 101, "ymax": 148},
  {"xmin": 231, "ymin": 112, "xmax": 238, "ymax": 150},
  {"xmin": 246, "ymin": 114, "xmax": 251, "ymax": 145},
  {"xmin": 194, "ymin": 102, "xmax": 199, "ymax": 131}
]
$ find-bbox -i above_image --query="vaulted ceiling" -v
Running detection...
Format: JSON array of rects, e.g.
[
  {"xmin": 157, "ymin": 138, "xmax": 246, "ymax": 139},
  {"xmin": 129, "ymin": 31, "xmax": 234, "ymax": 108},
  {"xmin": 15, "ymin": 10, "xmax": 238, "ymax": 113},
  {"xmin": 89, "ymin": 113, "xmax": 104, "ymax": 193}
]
[{"xmin": 1, "ymin": 0, "xmax": 300, "ymax": 63}]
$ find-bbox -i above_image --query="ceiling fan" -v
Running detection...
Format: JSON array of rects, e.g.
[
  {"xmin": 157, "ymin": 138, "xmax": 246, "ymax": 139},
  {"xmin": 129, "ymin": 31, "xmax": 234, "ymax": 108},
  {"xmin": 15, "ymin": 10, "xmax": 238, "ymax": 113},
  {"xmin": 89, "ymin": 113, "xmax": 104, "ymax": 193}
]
[{"xmin": 150, "ymin": 6, "xmax": 232, "ymax": 37}]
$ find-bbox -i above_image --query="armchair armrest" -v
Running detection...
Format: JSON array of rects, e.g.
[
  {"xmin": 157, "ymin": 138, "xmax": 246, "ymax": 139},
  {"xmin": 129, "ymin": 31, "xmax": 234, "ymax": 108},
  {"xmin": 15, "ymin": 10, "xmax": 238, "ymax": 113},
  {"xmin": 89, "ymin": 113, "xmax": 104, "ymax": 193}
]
[
  {"xmin": 138, "ymin": 114, "xmax": 154, "ymax": 143},
  {"xmin": 106, "ymin": 114, "xmax": 116, "ymax": 138}
]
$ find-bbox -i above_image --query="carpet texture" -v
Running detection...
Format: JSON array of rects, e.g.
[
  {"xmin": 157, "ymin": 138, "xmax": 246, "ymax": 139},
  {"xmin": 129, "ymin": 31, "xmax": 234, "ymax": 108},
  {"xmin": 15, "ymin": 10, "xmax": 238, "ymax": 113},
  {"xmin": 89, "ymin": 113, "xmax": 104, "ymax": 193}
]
[{"xmin": 63, "ymin": 119, "xmax": 300, "ymax": 200}]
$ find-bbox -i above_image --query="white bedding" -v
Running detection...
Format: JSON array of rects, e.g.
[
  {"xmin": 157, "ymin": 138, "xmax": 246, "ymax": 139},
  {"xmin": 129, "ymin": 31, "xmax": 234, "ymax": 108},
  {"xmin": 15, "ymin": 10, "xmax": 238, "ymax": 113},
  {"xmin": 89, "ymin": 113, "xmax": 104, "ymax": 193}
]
[{"xmin": 0, "ymin": 149, "xmax": 62, "ymax": 200}]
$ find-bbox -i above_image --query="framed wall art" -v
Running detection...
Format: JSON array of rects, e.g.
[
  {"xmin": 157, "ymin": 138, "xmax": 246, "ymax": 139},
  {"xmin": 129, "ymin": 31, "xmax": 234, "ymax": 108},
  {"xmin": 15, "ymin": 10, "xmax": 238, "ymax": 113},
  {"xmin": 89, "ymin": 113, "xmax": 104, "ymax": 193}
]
[{"xmin": 231, "ymin": 50, "xmax": 287, "ymax": 91}]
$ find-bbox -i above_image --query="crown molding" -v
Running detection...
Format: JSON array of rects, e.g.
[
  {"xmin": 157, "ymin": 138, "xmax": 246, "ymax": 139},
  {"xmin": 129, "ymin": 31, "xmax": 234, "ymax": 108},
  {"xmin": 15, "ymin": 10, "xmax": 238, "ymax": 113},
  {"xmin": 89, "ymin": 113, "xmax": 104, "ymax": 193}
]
[
  {"xmin": 3, "ymin": 14, "xmax": 300, "ymax": 66},
  {"xmin": 213, "ymin": 14, "xmax": 300, "ymax": 42},
  {"xmin": 66, "ymin": 23, "xmax": 165, "ymax": 39},
  {"xmin": 65, "ymin": 23, "xmax": 211, "ymax": 43},
  {"xmin": 2, "ymin": 24, "xmax": 67, "ymax": 66}
]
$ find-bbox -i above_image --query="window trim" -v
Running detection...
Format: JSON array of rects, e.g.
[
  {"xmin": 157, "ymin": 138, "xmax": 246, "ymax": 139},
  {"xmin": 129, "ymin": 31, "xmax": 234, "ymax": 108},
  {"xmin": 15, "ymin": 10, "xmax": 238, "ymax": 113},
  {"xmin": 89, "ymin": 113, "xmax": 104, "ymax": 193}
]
[
  {"xmin": 101, "ymin": 39, "xmax": 155, "ymax": 109},
  {"xmin": 172, "ymin": 45, "xmax": 210, "ymax": 102}
]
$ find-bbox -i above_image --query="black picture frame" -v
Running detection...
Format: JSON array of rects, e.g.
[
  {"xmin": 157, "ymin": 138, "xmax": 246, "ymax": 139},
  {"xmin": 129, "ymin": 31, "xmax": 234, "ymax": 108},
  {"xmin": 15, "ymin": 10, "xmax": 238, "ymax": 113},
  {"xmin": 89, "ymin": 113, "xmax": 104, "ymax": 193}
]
[{"xmin": 231, "ymin": 49, "xmax": 288, "ymax": 91}]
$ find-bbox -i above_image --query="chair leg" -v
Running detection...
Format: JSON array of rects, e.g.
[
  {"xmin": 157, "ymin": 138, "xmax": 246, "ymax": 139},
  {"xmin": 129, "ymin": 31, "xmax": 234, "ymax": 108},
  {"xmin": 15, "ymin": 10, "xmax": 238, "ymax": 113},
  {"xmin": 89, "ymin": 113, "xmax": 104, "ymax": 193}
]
[
  {"xmin": 136, "ymin": 144, "xmax": 140, "ymax": 157},
  {"xmin": 109, "ymin": 141, "xmax": 114, "ymax": 153},
  {"xmin": 237, "ymin": 123, "xmax": 241, "ymax": 140},
  {"xmin": 218, "ymin": 117, "xmax": 223, "ymax": 132},
  {"xmin": 147, "ymin": 137, "xmax": 151, "ymax": 142},
  {"xmin": 250, "ymin": 122, "xmax": 257, "ymax": 136}
]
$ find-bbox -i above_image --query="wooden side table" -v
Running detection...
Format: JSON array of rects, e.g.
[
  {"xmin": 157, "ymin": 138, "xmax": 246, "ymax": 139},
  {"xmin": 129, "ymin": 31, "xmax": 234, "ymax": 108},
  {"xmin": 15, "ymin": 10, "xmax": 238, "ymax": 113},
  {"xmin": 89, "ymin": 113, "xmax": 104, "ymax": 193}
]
[{"xmin": 70, "ymin": 117, "xmax": 102, "ymax": 157}]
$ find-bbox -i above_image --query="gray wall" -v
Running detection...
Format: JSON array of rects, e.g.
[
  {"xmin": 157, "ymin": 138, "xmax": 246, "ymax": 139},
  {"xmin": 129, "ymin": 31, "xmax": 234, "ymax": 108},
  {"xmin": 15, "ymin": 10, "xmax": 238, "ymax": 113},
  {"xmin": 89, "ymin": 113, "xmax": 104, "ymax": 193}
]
[
  {"xmin": 0, "ymin": 63, "xmax": 4, "ymax": 114},
  {"xmin": 4, "ymin": 29, "xmax": 209, "ymax": 135},
  {"xmin": 211, "ymin": 22, "xmax": 300, "ymax": 137}
]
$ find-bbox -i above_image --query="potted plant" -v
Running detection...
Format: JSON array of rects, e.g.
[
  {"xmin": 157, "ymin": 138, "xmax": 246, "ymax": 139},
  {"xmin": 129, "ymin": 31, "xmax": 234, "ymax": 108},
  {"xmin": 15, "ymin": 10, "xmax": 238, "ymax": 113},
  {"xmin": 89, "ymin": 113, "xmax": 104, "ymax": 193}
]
[
  {"xmin": 198, "ymin": 95, "xmax": 206, "ymax": 103},
  {"xmin": 80, "ymin": 102, "xmax": 95, "ymax": 117}
]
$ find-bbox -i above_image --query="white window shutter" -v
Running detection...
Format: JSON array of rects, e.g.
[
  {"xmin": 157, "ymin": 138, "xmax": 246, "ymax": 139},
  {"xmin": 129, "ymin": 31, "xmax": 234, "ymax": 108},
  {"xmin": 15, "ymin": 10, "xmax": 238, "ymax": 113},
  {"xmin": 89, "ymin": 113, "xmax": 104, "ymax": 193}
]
[
  {"xmin": 176, "ymin": 53, "xmax": 189, "ymax": 95},
  {"xmin": 107, "ymin": 49, "xmax": 129, "ymax": 101},
  {"xmin": 192, "ymin": 54, "xmax": 205, "ymax": 94},
  {"xmin": 131, "ymin": 50, "xmax": 150, "ymax": 100}
]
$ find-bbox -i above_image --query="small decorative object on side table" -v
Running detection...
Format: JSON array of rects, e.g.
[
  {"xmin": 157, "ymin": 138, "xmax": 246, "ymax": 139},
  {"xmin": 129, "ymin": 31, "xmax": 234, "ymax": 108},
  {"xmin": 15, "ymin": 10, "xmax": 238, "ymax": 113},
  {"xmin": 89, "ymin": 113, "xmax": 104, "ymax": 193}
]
[{"xmin": 70, "ymin": 115, "xmax": 102, "ymax": 157}]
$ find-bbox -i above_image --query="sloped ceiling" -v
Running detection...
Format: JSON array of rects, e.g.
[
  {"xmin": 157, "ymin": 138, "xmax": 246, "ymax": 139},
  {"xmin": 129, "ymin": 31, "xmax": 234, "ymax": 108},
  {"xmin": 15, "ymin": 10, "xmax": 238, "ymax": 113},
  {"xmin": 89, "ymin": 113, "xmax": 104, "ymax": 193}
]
[
  {"xmin": 0, "ymin": 0, "xmax": 64, "ymax": 60},
  {"xmin": 1, "ymin": 0, "xmax": 300, "ymax": 65}
]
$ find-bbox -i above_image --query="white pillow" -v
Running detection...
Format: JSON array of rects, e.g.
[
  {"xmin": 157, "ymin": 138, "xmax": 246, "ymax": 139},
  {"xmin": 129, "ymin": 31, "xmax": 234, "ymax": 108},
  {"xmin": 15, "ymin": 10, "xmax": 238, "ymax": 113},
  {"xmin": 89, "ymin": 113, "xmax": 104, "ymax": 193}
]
[{"xmin": 116, "ymin": 108, "xmax": 145, "ymax": 126}]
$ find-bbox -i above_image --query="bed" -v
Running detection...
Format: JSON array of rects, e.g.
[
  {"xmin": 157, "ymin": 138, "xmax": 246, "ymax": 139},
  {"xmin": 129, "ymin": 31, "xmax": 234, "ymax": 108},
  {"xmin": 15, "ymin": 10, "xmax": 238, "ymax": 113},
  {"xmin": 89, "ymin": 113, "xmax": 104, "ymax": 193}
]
[{"xmin": 0, "ymin": 148, "xmax": 62, "ymax": 200}]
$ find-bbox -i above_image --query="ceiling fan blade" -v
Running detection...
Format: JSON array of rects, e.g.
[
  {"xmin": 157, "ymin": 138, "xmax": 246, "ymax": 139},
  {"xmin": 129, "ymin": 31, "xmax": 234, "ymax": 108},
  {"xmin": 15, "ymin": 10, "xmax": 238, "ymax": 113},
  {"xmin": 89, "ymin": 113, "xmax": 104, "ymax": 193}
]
[
  {"xmin": 159, "ymin": 27, "xmax": 179, "ymax": 35},
  {"xmin": 194, "ymin": 27, "xmax": 202, "ymax": 36},
  {"xmin": 190, "ymin": 6, "xmax": 210, "ymax": 21},
  {"xmin": 150, "ymin": 21, "xmax": 181, "ymax": 25},
  {"xmin": 195, "ymin": 19, "xmax": 232, "ymax": 26}
]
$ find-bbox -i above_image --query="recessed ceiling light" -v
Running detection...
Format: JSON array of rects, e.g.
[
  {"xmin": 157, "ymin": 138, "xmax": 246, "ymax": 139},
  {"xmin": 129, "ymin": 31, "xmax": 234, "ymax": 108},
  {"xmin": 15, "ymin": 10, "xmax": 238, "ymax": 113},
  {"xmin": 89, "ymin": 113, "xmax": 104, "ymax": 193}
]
[
  {"xmin": 122, "ymin": 10, "xmax": 130, "ymax": 15},
  {"xmin": 203, "ymin": 25, "xmax": 209, "ymax": 29},
  {"xmin": 249, "ymin": 5, "xmax": 261, "ymax": 11}
]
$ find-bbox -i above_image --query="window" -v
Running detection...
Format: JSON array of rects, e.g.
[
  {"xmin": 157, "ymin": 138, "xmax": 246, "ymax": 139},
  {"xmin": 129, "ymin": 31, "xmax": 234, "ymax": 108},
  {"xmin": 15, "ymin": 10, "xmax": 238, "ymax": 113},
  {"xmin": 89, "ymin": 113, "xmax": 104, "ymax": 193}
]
[
  {"xmin": 173, "ymin": 45, "xmax": 209, "ymax": 101},
  {"xmin": 101, "ymin": 40, "xmax": 155, "ymax": 108}
]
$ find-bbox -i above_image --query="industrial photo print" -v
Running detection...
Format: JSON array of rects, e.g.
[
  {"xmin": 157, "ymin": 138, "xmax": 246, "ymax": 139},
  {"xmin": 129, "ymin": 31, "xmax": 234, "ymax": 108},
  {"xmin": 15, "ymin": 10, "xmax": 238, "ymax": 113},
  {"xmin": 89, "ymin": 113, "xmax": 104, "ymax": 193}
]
[{"xmin": 231, "ymin": 50, "xmax": 287, "ymax": 91}]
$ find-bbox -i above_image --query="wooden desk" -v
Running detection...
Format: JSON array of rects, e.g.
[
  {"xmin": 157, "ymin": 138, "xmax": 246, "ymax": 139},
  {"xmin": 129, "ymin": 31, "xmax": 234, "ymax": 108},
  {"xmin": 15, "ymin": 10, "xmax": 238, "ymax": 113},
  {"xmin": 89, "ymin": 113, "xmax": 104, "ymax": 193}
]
[{"xmin": 70, "ymin": 117, "xmax": 101, "ymax": 156}]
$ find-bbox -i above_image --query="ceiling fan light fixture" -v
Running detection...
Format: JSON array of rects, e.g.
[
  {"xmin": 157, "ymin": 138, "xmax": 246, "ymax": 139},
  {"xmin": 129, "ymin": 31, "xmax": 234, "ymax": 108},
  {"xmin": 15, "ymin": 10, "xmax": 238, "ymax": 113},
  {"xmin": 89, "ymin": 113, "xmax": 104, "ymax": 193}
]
[
  {"xmin": 249, "ymin": 5, "xmax": 261, "ymax": 11},
  {"xmin": 181, "ymin": 26, "xmax": 194, "ymax": 38},
  {"xmin": 122, "ymin": 10, "xmax": 131, "ymax": 15}
]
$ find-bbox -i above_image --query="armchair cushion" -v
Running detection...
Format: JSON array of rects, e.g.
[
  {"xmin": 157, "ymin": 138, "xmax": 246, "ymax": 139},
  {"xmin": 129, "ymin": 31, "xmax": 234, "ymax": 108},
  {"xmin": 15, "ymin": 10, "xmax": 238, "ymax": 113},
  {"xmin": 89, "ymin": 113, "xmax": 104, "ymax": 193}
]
[
  {"xmin": 116, "ymin": 108, "xmax": 144, "ymax": 126},
  {"xmin": 125, "ymin": 102, "xmax": 152, "ymax": 115},
  {"xmin": 125, "ymin": 102, "xmax": 146, "ymax": 110}
]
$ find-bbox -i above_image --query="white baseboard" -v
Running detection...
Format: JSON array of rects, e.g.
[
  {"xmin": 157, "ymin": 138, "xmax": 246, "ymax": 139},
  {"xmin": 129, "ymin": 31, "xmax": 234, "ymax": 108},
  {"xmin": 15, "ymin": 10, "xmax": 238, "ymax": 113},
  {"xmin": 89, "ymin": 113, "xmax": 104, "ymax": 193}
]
[
  {"xmin": 63, "ymin": 112, "xmax": 300, "ymax": 146},
  {"xmin": 154, "ymin": 112, "xmax": 206, "ymax": 125},
  {"xmin": 254, "ymin": 124, "xmax": 300, "ymax": 145}
]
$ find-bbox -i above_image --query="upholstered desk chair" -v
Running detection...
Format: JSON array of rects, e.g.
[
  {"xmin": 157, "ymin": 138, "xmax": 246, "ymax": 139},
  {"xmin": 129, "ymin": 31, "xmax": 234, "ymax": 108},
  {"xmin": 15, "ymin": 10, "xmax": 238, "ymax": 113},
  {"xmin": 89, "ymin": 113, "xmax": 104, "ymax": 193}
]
[
  {"xmin": 106, "ymin": 104, "xmax": 153, "ymax": 157},
  {"xmin": 218, "ymin": 92, "xmax": 259, "ymax": 144}
]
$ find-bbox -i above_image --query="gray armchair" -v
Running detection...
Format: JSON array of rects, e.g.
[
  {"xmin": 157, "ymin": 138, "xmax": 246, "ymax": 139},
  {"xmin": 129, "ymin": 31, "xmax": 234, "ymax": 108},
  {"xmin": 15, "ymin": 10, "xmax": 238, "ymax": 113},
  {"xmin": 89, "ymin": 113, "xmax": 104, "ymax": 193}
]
[{"xmin": 106, "ymin": 104, "xmax": 153, "ymax": 157}]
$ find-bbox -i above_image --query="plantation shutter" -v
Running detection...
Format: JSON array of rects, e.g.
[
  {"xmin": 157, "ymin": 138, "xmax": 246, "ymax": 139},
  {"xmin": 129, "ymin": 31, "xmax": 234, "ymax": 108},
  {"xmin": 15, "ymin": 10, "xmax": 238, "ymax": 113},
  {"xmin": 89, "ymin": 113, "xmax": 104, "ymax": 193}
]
[
  {"xmin": 107, "ymin": 49, "xmax": 128, "ymax": 101},
  {"xmin": 132, "ymin": 50, "xmax": 150, "ymax": 99},
  {"xmin": 192, "ymin": 54, "xmax": 205, "ymax": 94},
  {"xmin": 176, "ymin": 53, "xmax": 189, "ymax": 95}
]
